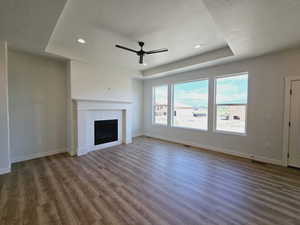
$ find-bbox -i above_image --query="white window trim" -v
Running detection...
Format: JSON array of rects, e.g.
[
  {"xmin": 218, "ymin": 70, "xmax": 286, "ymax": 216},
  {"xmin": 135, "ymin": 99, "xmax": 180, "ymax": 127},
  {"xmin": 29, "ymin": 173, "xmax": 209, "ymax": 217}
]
[
  {"xmin": 152, "ymin": 85, "xmax": 169, "ymax": 126},
  {"xmin": 171, "ymin": 78, "xmax": 209, "ymax": 131},
  {"xmin": 213, "ymin": 73, "xmax": 249, "ymax": 136},
  {"xmin": 171, "ymin": 125, "xmax": 208, "ymax": 132}
]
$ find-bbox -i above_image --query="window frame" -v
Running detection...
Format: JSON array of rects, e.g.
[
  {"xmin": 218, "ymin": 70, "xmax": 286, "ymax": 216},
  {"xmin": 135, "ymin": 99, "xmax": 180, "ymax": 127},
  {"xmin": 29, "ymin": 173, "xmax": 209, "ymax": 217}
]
[
  {"xmin": 152, "ymin": 85, "xmax": 169, "ymax": 126},
  {"xmin": 213, "ymin": 73, "xmax": 249, "ymax": 136},
  {"xmin": 171, "ymin": 78, "xmax": 210, "ymax": 131}
]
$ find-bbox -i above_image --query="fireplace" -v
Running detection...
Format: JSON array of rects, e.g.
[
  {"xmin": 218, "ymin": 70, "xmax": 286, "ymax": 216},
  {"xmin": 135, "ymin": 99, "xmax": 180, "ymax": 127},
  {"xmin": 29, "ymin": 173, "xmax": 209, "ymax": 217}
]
[
  {"xmin": 94, "ymin": 120, "xmax": 118, "ymax": 145},
  {"xmin": 75, "ymin": 100, "xmax": 132, "ymax": 156}
]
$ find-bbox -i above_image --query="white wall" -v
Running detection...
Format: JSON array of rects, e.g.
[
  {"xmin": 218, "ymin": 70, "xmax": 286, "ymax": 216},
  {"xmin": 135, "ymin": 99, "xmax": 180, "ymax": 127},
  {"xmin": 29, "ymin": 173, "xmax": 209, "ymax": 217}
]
[
  {"xmin": 70, "ymin": 60, "xmax": 138, "ymax": 102},
  {"xmin": 66, "ymin": 61, "xmax": 76, "ymax": 155},
  {"xmin": 8, "ymin": 50, "xmax": 68, "ymax": 162},
  {"xmin": 69, "ymin": 60, "xmax": 144, "ymax": 138},
  {"xmin": 132, "ymin": 79, "xmax": 144, "ymax": 137},
  {"xmin": 0, "ymin": 41, "xmax": 10, "ymax": 174},
  {"xmin": 144, "ymin": 47, "xmax": 300, "ymax": 165}
]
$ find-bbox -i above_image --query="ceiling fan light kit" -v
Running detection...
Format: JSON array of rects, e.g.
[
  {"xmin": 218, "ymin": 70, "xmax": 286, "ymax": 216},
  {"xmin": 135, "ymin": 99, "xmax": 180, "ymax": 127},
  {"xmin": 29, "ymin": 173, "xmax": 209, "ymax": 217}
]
[{"xmin": 116, "ymin": 41, "xmax": 168, "ymax": 64}]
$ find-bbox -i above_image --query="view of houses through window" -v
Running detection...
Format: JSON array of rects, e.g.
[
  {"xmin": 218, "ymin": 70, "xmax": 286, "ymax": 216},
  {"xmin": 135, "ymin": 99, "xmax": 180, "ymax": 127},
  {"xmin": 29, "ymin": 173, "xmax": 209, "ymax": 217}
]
[
  {"xmin": 173, "ymin": 80, "xmax": 208, "ymax": 130},
  {"xmin": 215, "ymin": 74, "xmax": 248, "ymax": 134},
  {"xmin": 153, "ymin": 85, "xmax": 168, "ymax": 125},
  {"xmin": 152, "ymin": 73, "xmax": 248, "ymax": 135}
]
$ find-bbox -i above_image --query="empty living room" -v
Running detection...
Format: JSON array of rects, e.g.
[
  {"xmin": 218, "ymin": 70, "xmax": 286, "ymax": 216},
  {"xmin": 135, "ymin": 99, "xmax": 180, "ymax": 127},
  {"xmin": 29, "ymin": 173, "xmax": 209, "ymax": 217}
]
[{"xmin": 1, "ymin": 0, "xmax": 300, "ymax": 224}]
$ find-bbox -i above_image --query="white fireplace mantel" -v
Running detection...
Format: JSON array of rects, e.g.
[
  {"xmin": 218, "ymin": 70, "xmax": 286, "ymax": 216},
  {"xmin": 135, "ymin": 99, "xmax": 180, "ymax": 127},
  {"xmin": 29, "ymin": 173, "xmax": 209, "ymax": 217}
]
[{"xmin": 74, "ymin": 99, "xmax": 132, "ymax": 156}]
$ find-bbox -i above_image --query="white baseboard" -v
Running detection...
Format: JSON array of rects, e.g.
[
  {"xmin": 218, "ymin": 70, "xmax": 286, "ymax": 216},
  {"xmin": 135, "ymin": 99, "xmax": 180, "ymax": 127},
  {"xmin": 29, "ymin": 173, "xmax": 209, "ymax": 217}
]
[
  {"xmin": 12, "ymin": 148, "xmax": 67, "ymax": 163},
  {"xmin": 0, "ymin": 167, "xmax": 11, "ymax": 175},
  {"xmin": 144, "ymin": 133, "xmax": 283, "ymax": 166}
]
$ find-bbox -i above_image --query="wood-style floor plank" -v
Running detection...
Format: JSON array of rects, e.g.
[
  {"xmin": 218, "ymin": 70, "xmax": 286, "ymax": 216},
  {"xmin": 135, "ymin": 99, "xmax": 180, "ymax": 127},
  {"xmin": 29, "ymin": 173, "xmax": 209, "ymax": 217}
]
[{"xmin": 1, "ymin": 137, "xmax": 300, "ymax": 225}]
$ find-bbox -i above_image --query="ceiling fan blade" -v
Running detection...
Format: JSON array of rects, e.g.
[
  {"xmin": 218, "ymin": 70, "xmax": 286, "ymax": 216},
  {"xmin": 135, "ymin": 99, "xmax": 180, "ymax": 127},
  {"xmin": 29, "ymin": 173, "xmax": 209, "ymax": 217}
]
[
  {"xmin": 146, "ymin": 48, "xmax": 168, "ymax": 54},
  {"xmin": 115, "ymin": 45, "xmax": 138, "ymax": 53}
]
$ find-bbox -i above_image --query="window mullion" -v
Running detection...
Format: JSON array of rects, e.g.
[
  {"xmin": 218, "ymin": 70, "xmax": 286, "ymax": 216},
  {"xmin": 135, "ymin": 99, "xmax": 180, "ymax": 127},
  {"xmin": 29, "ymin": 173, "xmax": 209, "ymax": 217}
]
[{"xmin": 168, "ymin": 84, "xmax": 173, "ymax": 127}]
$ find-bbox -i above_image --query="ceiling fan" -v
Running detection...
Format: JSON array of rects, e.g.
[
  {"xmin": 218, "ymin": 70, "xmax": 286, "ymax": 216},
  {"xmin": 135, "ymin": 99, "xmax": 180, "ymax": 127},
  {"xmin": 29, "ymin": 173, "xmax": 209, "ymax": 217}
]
[{"xmin": 115, "ymin": 41, "xmax": 168, "ymax": 64}]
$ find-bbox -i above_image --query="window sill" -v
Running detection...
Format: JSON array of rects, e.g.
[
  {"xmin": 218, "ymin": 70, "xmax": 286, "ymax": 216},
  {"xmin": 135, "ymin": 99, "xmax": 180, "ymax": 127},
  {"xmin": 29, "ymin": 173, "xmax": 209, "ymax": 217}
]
[
  {"xmin": 152, "ymin": 123, "xmax": 168, "ymax": 127},
  {"xmin": 171, "ymin": 125, "xmax": 208, "ymax": 132},
  {"xmin": 214, "ymin": 130, "xmax": 247, "ymax": 136}
]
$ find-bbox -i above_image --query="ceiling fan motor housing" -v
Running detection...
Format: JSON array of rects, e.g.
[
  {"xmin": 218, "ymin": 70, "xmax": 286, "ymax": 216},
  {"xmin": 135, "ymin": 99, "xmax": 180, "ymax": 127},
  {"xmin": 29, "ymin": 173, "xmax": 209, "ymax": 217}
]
[{"xmin": 138, "ymin": 41, "xmax": 145, "ymax": 48}]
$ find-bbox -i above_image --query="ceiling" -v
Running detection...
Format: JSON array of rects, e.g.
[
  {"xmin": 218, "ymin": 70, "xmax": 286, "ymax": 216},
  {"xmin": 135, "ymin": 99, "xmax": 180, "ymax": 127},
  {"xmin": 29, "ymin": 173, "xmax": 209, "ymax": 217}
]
[
  {"xmin": 45, "ymin": 0, "xmax": 227, "ymax": 70},
  {"xmin": 2, "ymin": 0, "xmax": 300, "ymax": 75},
  {"xmin": 203, "ymin": 0, "xmax": 300, "ymax": 57},
  {"xmin": 0, "ymin": 0, "xmax": 67, "ymax": 52}
]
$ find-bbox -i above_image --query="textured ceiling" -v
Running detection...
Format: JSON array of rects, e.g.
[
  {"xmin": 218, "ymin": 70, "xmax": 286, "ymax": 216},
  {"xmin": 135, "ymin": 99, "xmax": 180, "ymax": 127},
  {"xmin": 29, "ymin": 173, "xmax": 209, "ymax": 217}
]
[
  {"xmin": 203, "ymin": 0, "xmax": 300, "ymax": 57},
  {"xmin": 2, "ymin": 0, "xmax": 300, "ymax": 75},
  {"xmin": 0, "ymin": 0, "xmax": 67, "ymax": 52},
  {"xmin": 46, "ymin": 0, "xmax": 226, "ymax": 70}
]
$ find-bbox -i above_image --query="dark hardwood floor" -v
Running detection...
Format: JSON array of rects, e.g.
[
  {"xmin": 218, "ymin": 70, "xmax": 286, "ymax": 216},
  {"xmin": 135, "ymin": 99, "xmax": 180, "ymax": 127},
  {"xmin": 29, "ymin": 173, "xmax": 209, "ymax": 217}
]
[{"xmin": 1, "ymin": 137, "xmax": 300, "ymax": 225}]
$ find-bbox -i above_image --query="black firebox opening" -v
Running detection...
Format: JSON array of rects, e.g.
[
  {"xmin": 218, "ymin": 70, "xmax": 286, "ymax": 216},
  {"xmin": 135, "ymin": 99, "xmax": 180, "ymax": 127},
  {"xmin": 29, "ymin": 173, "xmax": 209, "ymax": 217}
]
[{"xmin": 94, "ymin": 120, "xmax": 118, "ymax": 145}]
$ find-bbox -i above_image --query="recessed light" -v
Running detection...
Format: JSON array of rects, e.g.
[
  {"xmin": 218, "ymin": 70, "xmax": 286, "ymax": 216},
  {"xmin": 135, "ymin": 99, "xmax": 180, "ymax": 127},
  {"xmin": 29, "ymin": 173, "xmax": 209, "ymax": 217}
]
[
  {"xmin": 195, "ymin": 44, "xmax": 201, "ymax": 49},
  {"xmin": 143, "ymin": 63, "xmax": 147, "ymax": 66},
  {"xmin": 77, "ymin": 38, "xmax": 86, "ymax": 44}
]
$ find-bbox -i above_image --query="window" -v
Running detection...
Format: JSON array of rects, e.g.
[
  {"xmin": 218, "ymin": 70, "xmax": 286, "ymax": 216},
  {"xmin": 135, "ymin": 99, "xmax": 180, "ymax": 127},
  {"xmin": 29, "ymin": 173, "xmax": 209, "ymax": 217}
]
[
  {"xmin": 215, "ymin": 74, "xmax": 248, "ymax": 134},
  {"xmin": 173, "ymin": 80, "xmax": 209, "ymax": 130},
  {"xmin": 153, "ymin": 85, "xmax": 168, "ymax": 125}
]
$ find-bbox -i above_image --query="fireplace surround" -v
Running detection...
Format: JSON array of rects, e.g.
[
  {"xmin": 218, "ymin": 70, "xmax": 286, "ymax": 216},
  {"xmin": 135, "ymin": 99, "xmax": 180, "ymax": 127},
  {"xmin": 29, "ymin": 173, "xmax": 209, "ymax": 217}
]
[{"xmin": 74, "ymin": 99, "xmax": 132, "ymax": 156}]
